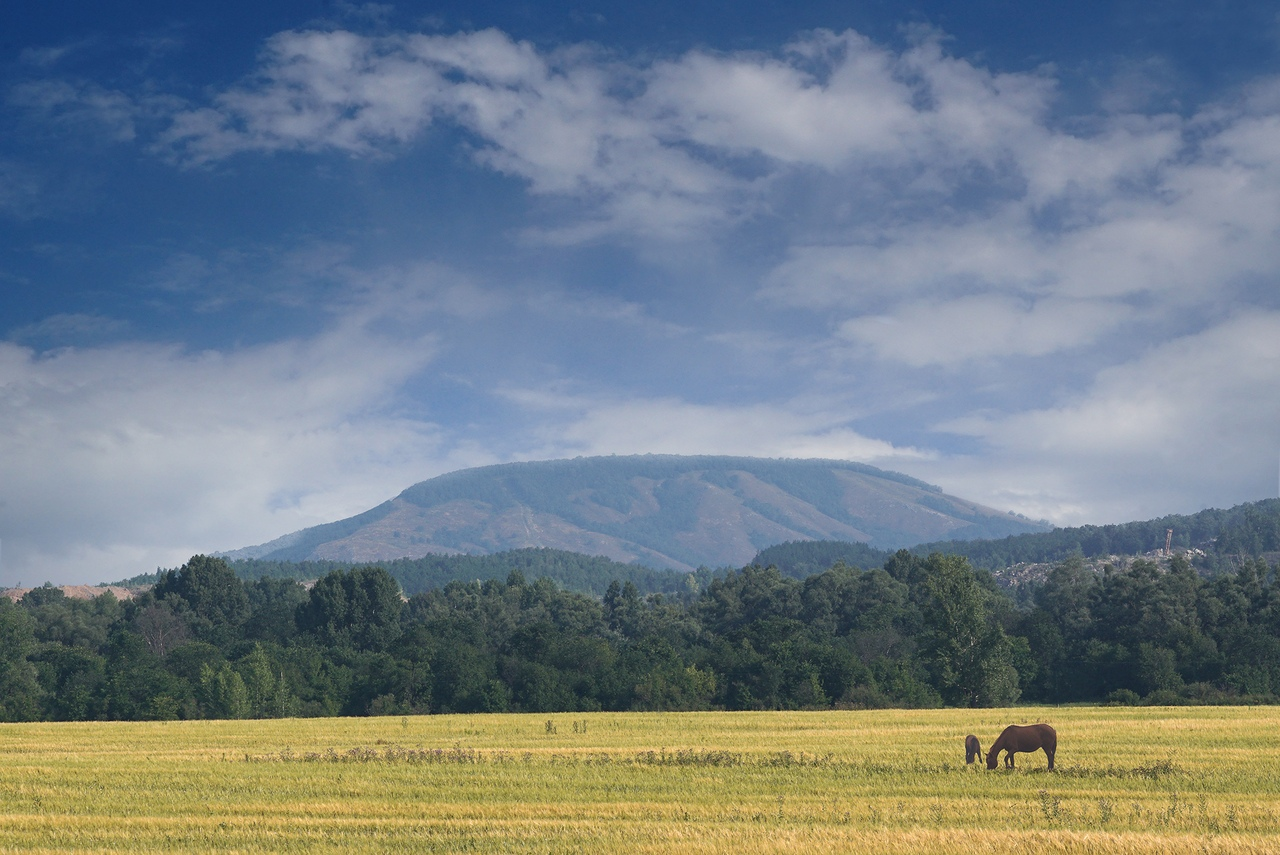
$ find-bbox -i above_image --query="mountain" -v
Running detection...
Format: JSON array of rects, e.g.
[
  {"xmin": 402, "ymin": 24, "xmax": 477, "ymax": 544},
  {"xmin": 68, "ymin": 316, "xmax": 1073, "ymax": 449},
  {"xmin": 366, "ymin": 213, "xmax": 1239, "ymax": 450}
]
[{"xmin": 224, "ymin": 455, "xmax": 1049, "ymax": 571}]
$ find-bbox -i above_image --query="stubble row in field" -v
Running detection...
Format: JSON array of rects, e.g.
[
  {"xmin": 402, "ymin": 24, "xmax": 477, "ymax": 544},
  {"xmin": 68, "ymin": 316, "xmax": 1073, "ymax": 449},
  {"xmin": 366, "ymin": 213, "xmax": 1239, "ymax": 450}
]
[{"xmin": 2, "ymin": 706, "xmax": 1278, "ymax": 853}]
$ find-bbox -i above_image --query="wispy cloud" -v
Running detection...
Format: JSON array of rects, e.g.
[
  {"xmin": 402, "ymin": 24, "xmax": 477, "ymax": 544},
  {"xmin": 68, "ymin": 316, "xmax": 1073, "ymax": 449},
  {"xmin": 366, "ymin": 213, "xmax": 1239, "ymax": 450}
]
[
  {"xmin": 10, "ymin": 79, "xmax": 179, "ymax": 143},
  {"xmin": 8, "ymin": 313, "xmax": 131, "ymax": 345},
  {"xmin": 932, "ymin": 312, "xmax": 1280, "ymax": 523},
  {"xmin": 0, "ymin": 275, "xmax": 490, "ymax": 584},
  {"xmin": 0, "ymin": 159, "xmax": 46, "ymax": 219},
  {"xmin": 504, "ymin": 387, "xmax": 931, "ymax": 465},
  {"xmin": 839, "ymin": 296, "xmax": 1135, "ymax": 367}
]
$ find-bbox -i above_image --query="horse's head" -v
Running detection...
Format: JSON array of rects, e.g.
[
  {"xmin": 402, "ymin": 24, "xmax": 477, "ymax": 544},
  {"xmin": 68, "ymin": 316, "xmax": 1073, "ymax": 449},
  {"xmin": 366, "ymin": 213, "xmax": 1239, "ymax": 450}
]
[{"xmin": 985, "ymin": 749, "xmax": 999, "ymax": 770}]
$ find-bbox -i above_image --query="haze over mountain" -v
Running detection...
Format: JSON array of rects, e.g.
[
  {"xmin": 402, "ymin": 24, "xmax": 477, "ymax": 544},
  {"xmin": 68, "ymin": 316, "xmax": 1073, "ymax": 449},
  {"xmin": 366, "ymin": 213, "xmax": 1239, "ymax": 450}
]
[{"xmin": 223, "ymin": 456, "xmax": 1047, "ymax": 571}]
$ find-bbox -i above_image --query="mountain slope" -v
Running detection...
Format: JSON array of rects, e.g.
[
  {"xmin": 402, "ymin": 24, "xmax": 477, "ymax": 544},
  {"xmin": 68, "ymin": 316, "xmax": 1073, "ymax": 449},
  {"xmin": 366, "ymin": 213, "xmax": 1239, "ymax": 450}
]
[{"xmin": 226, "ymin": 455, "xmax": 1047, "ymax": 571}]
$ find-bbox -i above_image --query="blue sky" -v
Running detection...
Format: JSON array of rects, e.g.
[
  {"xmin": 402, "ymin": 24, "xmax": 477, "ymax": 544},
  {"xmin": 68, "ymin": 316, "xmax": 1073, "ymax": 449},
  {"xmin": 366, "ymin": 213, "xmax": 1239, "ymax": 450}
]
[{"xmin": 3, "ymin": 1, "xmax": 1280, "ymax": 585}]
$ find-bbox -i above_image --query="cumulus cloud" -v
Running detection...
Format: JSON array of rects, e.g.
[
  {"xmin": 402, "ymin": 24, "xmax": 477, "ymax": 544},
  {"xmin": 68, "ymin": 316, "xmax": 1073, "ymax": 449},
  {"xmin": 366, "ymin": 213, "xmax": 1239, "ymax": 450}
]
[
  {"xmin": 159, "ymin": 28, "xmax": 742, "ymax": 239},
  {"xmin": 151, "ymin": 27, "xmax": 1070, "ymax": 242},
  {"xmin": 152, "ymin": 26, "xmax": 1280, "ymax": 329},
  {"xmin": 642, "ymin": 30, "xmax": 919, "ymax": 168}
]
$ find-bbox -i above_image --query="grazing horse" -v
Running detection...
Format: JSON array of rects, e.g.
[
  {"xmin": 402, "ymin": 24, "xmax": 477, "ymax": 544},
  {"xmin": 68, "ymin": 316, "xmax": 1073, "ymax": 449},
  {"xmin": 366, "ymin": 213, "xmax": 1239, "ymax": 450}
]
[
  {"xmin": 986, "ymin": 724, "xmax": 1056, "ymax": 771},
  {"xmin": 964, "ymin": 734, "xmax": 982, "ymax": 765}
]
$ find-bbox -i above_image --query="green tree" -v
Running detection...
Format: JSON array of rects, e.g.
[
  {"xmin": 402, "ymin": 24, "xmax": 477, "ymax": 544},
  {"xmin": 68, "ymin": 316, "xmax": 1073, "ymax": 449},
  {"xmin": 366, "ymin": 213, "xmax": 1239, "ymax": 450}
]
[
  {"xmin": 197, "ymin": 663, "xmax": 250, "ymax": 719},
  {"xmin": 238, "ymin": 644, "xmax": 297, "ymax": 718},
  {"xmin": 102, "ymin": 630, "xmax": 188, "ymax": 720},
  {"xmin": 21, "ymin": 586, "xmax": 121, "ymax": 650},
  {"xmin": 153, "ymin": 555, "xmax": 249, "ymax": 646},
  {"xmin": 296, "ymin": 566, "xmax": 404, "ymax": 652},
  {"xmin": 242, "ymin": 578, "xmax": 306, "ymax": 644},
  {"xmin": 603, "ymin": 580, "xmax": 643, "ymax": 637},
  {"xmin": 34, "ymin": 644, "xmax": 107, "ymax": 721},
  {"xmin": 0, "ymin": 598, "xmax": 43, "ymax": 721},
  {"xmin": 917, "ymin": 554, "xmax": 1021, "ymax": 707}
]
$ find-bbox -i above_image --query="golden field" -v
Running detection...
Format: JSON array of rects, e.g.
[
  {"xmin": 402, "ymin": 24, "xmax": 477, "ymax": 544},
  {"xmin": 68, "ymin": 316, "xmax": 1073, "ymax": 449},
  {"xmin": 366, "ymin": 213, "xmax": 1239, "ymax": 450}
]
[{"xmin": 2, "ymin": 706, "xmax": 1279, "ymax": 853}]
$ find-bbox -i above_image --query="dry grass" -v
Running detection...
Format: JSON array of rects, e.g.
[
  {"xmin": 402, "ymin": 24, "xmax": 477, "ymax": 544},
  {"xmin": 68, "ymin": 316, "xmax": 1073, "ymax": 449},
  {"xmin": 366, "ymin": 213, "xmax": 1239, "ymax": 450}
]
[{"xmin": 2, "ymin": 707, "xmax": 1278, "ymax": 853}]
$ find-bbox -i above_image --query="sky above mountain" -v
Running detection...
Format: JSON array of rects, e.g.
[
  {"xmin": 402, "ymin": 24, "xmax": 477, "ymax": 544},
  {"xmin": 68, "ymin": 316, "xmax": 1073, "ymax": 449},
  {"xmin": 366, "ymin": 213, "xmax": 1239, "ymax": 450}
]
[{"xmin": 3, "ymin": 1, "xmax": 1280, "ymax": 585}]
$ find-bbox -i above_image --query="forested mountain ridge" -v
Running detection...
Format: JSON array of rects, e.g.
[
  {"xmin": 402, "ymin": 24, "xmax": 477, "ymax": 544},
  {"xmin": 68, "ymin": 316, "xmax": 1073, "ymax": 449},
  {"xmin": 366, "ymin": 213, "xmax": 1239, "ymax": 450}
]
[
  {"xmin": 754, "ymin": 497, "xmax": 1280, "ymax": 581},
  {"xmin": 224, "ymin": 455, "xmax": 1046, "ymax": 571}
]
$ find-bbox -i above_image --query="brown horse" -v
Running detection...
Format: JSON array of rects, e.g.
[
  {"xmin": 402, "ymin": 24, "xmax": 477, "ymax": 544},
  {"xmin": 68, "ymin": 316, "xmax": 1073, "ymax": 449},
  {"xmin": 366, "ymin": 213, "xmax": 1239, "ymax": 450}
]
[
  {"xmin": 986, "ymin": 724, "xmax": 1056, "ymax": 770},
  {"xmin": 964, "ymin": 734, "xmax": 982, "ymax": 765}
]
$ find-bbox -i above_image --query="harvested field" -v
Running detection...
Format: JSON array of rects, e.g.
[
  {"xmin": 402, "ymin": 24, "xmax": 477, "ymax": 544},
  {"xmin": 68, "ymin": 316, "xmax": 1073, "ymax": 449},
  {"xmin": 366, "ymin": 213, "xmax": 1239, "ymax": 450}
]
[{"xmin": 1, "ymin": 707, "xmax": 1277, "ymax": 853}]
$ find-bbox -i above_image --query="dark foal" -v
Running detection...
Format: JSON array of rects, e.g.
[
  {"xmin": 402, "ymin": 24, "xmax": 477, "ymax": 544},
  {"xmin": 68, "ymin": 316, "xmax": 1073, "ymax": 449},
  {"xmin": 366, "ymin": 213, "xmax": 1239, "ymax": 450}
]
[{"xmin": 965, "ymin": 734, "xmax": 982, "ymax": 765}]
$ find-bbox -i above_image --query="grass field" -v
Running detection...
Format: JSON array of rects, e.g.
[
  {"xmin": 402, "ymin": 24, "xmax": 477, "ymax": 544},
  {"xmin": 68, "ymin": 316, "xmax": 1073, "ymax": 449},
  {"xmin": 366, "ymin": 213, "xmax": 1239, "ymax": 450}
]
[{"xmin": 2, "ymin": 706, "xmax": 1279, "ymax": 853}]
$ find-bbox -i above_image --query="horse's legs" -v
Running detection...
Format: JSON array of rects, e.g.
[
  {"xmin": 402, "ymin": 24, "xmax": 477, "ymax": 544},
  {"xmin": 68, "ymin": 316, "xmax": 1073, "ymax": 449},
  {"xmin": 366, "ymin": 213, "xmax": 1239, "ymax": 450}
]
[
  {"xmin": 1005, "ymin": 751, "xmax": 1014, "ymax": 769},
  {"xmin": 1045, "ymin": 748, "xmax": 1055, "ymax": 771}
]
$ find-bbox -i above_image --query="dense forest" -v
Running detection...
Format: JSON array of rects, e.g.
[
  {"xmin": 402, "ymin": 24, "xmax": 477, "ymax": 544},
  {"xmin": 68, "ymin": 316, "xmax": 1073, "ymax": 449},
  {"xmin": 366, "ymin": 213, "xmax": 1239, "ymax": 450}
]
[{"xmin": 4, "ymin": 539, "xmax": 1280, "ymax": 721}]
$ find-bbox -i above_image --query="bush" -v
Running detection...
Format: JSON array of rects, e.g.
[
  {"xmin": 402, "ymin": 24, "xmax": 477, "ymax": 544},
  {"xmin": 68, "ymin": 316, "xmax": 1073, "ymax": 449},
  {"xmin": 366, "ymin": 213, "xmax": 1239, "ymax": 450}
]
[
  {"xmin": 1105, "ymin": 688, "xmax": 1140, "ymax": 706},
  {"xmin": 837, "ymin": 685, "xmax": 894, "ymax": 710},
  {"xmin": 1141, "ymin": 689, "xmax": 1186, "ymax": 706}
]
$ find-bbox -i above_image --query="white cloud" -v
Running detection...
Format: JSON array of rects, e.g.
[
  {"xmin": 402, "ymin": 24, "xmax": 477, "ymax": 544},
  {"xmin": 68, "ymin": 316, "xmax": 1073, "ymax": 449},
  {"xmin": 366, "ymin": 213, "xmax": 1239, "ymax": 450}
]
[
  {"xmin": 145, "ymin": 25, "xmax": 1280, "ymax": 284},
  {"xmin": 761, "ymin": 86, "xmax": 1280, "ymax": 381},
  {"xmin": 151, "ymin": 27, "xmax": 1073, "ymax": 243},
  {"xmin": 10, "ymin": 79, "xmax": 177, "ymax": 142},
  {"xmin": 28, "ymin": 25, "xmax": 1280, "ymax": 308},
  {"xmin": 0, "ymin": 288, "xmax": 497, "ymax": 585},
  {"xmin": 840, "ymin": 295, "xmax": 1134, "ymax": 366},
  {"xmin": 159, "ymin": 28, "xmax": 740, "ymax": 239},
  {"xmin": 763, "ymin": 216, "xmax": 1043, "ymax": 309},
  {"xmin": 928, "ymin": 312, "xmax": 1280, "ymax": 524},
  {"xmin": 643, "ymin": 31, "xmax": 915, "ymax": 168},
  {"xmin": 11, "ymin": 21, "xmax": 1280, "ymax": 558},
  {"xmin": 338, "ymin": 260, "xmax": 509, "ymax": 323},
  {"xmin": 504, "ymin": 389, "xmax": 930, "ymax": 465}
]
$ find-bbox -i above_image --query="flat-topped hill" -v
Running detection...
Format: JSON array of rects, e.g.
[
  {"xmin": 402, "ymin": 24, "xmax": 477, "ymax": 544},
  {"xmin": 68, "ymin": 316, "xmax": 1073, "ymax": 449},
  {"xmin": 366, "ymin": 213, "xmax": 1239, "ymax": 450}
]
[{"xmin": 225, "ymin": 455, "xmax": 1046, "ymax": 571}]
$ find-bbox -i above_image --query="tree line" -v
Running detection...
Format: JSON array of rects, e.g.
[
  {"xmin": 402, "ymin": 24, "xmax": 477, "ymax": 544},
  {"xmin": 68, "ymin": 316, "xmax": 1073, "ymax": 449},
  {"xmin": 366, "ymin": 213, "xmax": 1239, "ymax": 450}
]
[
  {"xmin": 2, "ymin": 548, "xmax": 1279, "ymax": 722},
  {"xmin": 116, "ymin": 548, "xmax": 696, "ymax": 600}
]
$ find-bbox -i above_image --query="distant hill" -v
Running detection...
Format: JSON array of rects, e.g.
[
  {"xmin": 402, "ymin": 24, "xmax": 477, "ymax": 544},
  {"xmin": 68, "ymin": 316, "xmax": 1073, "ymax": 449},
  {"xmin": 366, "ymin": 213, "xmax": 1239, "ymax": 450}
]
[
  {"xmin": 227, "ymin": 548, "xmax": 694, "ymax": 598},
  {"xmin": 754, "ymin": 497, "xmax": 1280, "ymax": 579},
  {"xmin": 224, "ymin": 455, "xmax": 1047, "ymax": 571},
  {"xmin": 752, "ymin": 540, "xmax": 895, "ymax": 579},
  {"xmin": 3, "ymin": 584, "xmax": 136, "ymax": 602}
]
